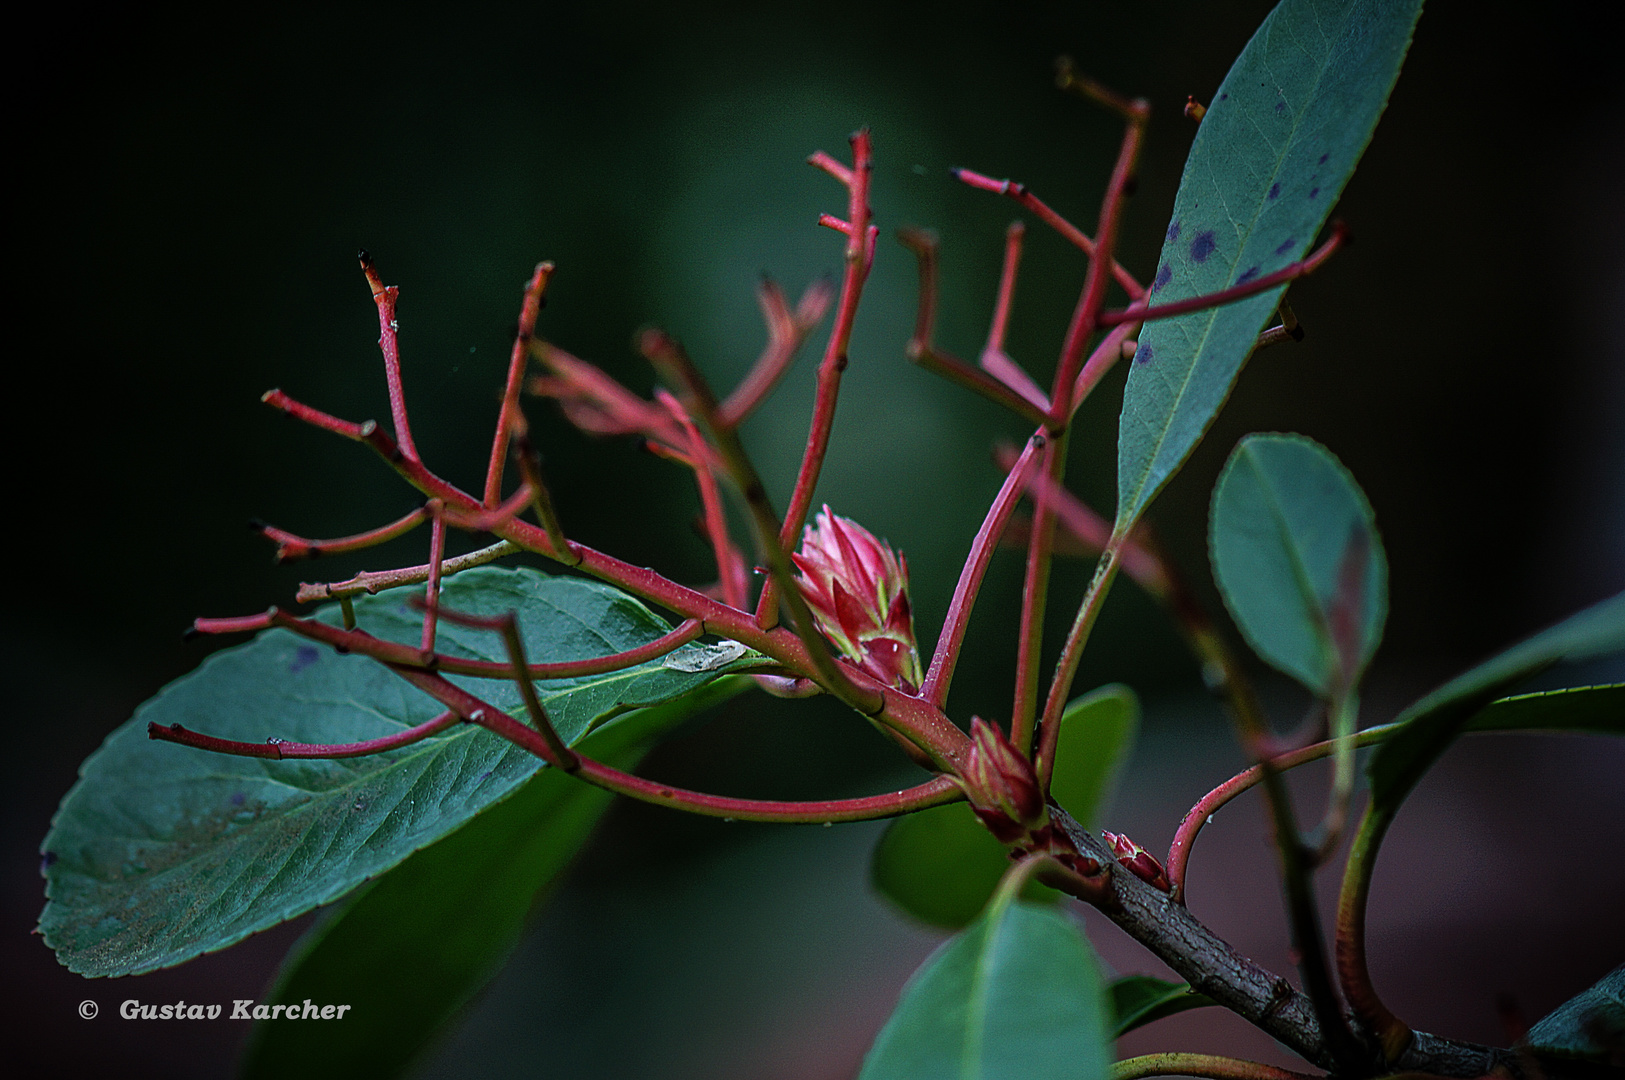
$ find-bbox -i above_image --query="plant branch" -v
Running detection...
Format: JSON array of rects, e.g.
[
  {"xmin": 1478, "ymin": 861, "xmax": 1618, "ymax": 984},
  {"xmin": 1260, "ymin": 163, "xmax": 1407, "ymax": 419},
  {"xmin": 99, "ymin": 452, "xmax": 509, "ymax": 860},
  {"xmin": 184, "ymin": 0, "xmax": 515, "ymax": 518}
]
[
  {"xmin": 359, "ymin": 252, "xmax": 421, "ymax": 462},
  {"xmin": 484, "ymin": 261, "xmax": 554, "ymax": 506},
  {"xmin": 949, "ymin": 167, "xmax": 1146, "ymax": 301},
  {"xmin": 1009, "ymin": 431, "xmax": 1065, "ymax": 754},
  {"xmin": 715, "ymin": 277, "xmax": 835, "ymax": 429},
  {"xmin": 1336, "ymin": 803, "xmax": 1415, "ymax": 1064},
  {"xmin": 1097, "ymin": 224, "xmax": 1348, "ymax": 328},
  {"xmin": 1111, "ymin": 1054, "xmax": 1318, "ymax": 1080},
  {"xmin": 148, "ymin": 710, "xmax": 461, "ymax": 760},
  {"xmin": 251, "ymin": 505, "xmax": 431, "ymax": 563},
  {"xmin": 758, "ymin": 130, "xmax": 877, "ymax": 628},
  {"xmin": 921, "ymin": 436, "xmax": 1044, "ymax": 708},
  {"xmin": 896, "ymin": 227, "xmax": 1051, "ymax": 424},
  {"xmin": 295, "ymin": 540, "xmax": 522, "ymax": 603},
  {"xmin": 1035, "ymin": 545, "xmax": 1122, "ymax": 784}
]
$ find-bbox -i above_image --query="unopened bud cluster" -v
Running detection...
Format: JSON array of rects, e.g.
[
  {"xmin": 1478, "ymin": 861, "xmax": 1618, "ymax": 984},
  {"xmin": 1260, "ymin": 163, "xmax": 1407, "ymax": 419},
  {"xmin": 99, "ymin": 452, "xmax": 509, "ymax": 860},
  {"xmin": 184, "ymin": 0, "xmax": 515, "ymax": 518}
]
[{"xmin": 792, "ymin": 507, "xmax": 923, "ymax": 692}]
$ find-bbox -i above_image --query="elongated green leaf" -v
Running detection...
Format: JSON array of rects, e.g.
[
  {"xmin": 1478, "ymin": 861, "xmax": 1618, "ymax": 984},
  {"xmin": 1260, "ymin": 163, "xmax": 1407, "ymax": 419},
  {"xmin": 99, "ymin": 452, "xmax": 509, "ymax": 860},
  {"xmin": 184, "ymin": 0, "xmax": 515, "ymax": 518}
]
[
  {"xmin": 40, "ymin": 567, "xmax": 763, "ymax": 977},
  {"xmin": 1523, "ymin": 963, "xmax": 1625, "ymax": 1064},
  {"xmin": 859, "ymin": 899, "xmax": 1109, "ymax": 1080},
  {"xmin": 1116, "ymin": 0, "xmax": 1425, "ymax": 527},
  {"xmin": 1210, "ymin": 434, "xmax": 1386, "ymax": 696},
  {"xmin": 1368, "ymin": 592, "xmax": 1625, "ymax": 813},
  {"xmin": 1467, "ymin": 683, "xmax": 1624, "ymax": 735},
  {"xmin": 240, "ymin": 675, "xmax": 750, "ymax": 1080},
  {"xmin": 1107, "ymin": 975, "xmax": 1216, "ymax": 1038},
  {"xmin": 871, "ymin": 686, "xmax": 1137, "ymax": 929}
]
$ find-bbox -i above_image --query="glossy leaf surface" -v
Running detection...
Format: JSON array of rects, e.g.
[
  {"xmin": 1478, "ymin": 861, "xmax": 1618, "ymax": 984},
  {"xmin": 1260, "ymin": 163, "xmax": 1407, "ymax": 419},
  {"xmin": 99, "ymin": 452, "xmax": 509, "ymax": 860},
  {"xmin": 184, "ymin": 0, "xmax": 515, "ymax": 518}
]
[
  {"xmin": 1107, "ymin": 975, "xmax": 1217, "ymax": 1038},
  {"xmin": 860, "ymin": 898, "xmax": 1108, "ymax": 1080},
  {"xmin": 240, "ymin": 676, "xmax": 750, "ymax": 1080},
  {"xmin": 1117, "ymin": 0, "xmax": 1425, "ymax": 528},
  {"xmin": 40, "ymin": 567, "xmax": 762, "ymax": 976},
  {"xmin": 1210, "ymin": 434, "xmax": 1386, "ymax": 696},
  {"xmin": 1524, "ymin": 963, "xmax": 1625, "ymax": 1064}
]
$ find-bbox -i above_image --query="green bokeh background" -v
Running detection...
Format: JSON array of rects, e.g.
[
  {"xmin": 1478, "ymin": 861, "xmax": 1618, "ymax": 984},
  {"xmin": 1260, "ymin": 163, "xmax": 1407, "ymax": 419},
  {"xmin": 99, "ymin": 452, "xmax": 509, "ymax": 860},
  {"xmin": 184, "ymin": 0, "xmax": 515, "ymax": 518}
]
[{"xmin": 8, "ymin": 2, "xmax": 1622, "ymax": 1076}]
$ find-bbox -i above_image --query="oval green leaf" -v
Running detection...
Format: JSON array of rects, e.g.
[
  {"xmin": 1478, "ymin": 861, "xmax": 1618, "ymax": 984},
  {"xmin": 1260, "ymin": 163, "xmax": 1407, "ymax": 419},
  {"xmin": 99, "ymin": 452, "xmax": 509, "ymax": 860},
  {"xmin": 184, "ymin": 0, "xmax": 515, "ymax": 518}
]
[
  {"xmin": 871, "ymin": 686, "xmax": 1137, "ymax": 930},
  {"xmin": 1210, "ymin": 434, "xmax": 1386, "ymax": 697},
  {"xmin": 859, "ymin": 899, "xmax": 1109, "ymax": 1080},
  {"xmin": 1107, "ymin": 975, "xmax": 1217, "ymax": 1038},
  {"xmin": 39, "ymin": 566, "xmax": 764, "ymax": 977},
  {"xmin": 1116, "ymin": 0, "xmax": 1425, "ymax": 528},
  {"xmin": 240, "ymin": 675, "xmax": 750, "ymax": 1080}
]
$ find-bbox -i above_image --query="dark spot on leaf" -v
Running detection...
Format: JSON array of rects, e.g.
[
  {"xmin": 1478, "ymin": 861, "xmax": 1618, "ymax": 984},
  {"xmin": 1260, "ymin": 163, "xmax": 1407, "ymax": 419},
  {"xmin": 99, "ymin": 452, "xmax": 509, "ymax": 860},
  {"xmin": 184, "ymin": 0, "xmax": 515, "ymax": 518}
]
[
  {"xmin": 1189, "ymin": 231, "xmax": 1217, "ymax": 263},
  {"xmin": 231, "ymin": 792, "xmax": 246, "ymax": 807},
  {"xmin": 1219, "ymin": 93, "xmax": 1228, "ymax": 101},
  {"xmin": 1135, "ymin": 343, "xmax": 1154, "ymax": 366},
  {"xmin": 1309, "ymin": 187, "xmax": 1320, "ymax": 199},
  {"xmin": 41, "ymin": 851, "xmax": 57, "ymax": 872},
  {"xmin": 1318, "ymin": 153, "xmax": 1328, "ymax": 165},
  {"xmin": 1274, "ymin": 100, "xmax": 1285, "ymax": 113},
  {"xmin": 478, "ymin": 770, "xmax": 494, "ymax": 782},
  {"xmin": 1274, "ymin": 238, "xmax": 1296, "ymax": 257},
  {"xmin": 1268, "ymin": 183, "xmax": 1281, "ymax": 201},
  {"xmin": 1237, "ymin": 266, "xmax": 1260, "ymax": 285},
  {"xmin": 290, "ymin": 646, "xmax": 319, "ymax": 674},
  {"xmin": 1152, "ymin": 265, "xmax": 1173, "ymax": 293},
  {"xmin": 1166, "ymin": 220, "xmax": 1181, "ymax": 243}
]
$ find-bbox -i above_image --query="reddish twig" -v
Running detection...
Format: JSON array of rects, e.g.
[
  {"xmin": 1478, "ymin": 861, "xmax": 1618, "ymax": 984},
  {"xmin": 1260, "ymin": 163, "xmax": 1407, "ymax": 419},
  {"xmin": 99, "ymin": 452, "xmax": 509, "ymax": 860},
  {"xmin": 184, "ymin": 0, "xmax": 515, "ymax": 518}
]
[
  {"xmin": 251, "ymin": 505, "xmax": 431, "ymax": 563},
  {"xmin": 759, "ymin": 130, "xmax": 877, "ymax": 629},
  {"xmin": 484, "ymin": 261, "xmax": 555, "ymax": 506},
  {"xmin": 1098, "ymin": 224, "xmax": 1349, "ymax": 328},
  {"xmin": 296, "ymin": 540, "xmax": 520, "ymax": 603},
  {"xmin": 149, "ymin": 710, "xmax": 461, "ymax": 760},
  {"xmin": 260, "ymin": 388, "xmax": 367, "ymax": 441},
  {"xmin": 715, "ymin": 277, "xmax": 835, "ymax": 430},
  {"xmin": 657, "ymin": 389, "xmax": 747, "ymax": 608},
  {"xmin": 979, "ymin": 221, "xmax": 1051, "ymax": 412},
  {"xmin": 359, "ymin": 252, "xmax": 421, "ymax": 462},
  {"xmin": 420, "ymin": 501, "xmax": 446, "ymax": 654},
  {"xmin": 896, "ymin": 227, "xmax": 1051, "ymax": 425},
  {"xmin": 950, "ymin": 167, "xmax": 1146, "ymax": 302},
  {"xmin": 921, "ymin": 436, "xmax": 1045, "ymax": 708}
]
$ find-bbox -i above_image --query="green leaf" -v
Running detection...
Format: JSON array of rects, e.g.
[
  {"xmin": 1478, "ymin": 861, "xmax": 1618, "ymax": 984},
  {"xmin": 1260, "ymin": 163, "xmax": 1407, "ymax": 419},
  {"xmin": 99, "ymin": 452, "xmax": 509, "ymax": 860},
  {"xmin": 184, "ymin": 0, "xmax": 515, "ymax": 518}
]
[
  {"xmin": 1107, "ymin": 975, "xmax": 1217, "ymax": 1038},
  {"xmin": 1048, "ymin": 684, "xmax": 1139, "ymax": 830},
  {"xmin": 1210, "ymin": 434, "xmax": 1386, "ymax": 697},
  {"xmin": 1523, "ymin": 963, "xmax": 1625, "ymax": 1064},
  {"xmin": 1467, "ymin": 684, "xmax": 1624, "ymax": 735},
  {"xmin": 870, "ymin": 686, "xmax": 1136, "ymax": 930},
  {"xmin": 239, "ymin": 675, "xmax": 750, "ymax": 1080},
  {"xmin": 40, "ymin": 566, "xmax": 763, "ymax": 977},
  {"xmin": 1116, "ymin": 0, "xmax": 1425, "ymax": 528},
  {"xmin": 859, "ymin": 898, "xmax": 1109, "ymax": 1080},
  {"xmin": 871, "ymin": 803, "xmax": 1026, "ymax": 931},
  {"xmin": 1368, "ymin": 592, "xmax": 1625, "ymax": 814}
]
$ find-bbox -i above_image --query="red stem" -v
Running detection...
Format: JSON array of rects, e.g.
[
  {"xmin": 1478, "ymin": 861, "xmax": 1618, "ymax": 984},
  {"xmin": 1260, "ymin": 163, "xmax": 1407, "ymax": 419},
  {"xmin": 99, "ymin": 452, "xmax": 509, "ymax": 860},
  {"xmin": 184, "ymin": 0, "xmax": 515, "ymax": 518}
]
[
  {"xmin": 420, "ymin": 502, "xmax": 446, "ymax": 653},
  {"xmin": 921, "ymin": 437, "xmax": 1044, "ymax": 708},
  {"xmin": 397, "ymin": 664, "xmax": 963, "ymax": 822},
  {"xmin": 149, "ymin": 710, "xmax": 461, "ymax": 760},
  {"xmin": 759, "ymin": 130, "xmax": 875, "ymax": 629},
  {"xmin": 658, "ymin": 390, "xmax": 746, "ymax": 609},
  {"xmin": 359, "ymin": 253, "xmax": 420, "ymax": 462},
  {"xmin": 1097, "ymin": 223, "xmax": 1349, "ymax": 328},
  {"xmin": 484, "ymin": 261, "xmax": 554, "ymax": 506},
  {"xmin": 715, "ymin": 277, "xmax": 834, "ymax": 430},
  {"xmin": 1167, "ymin": 724, "xmax": 1395, "ymax": 903},
  {"xmin": 260, "ymin": 389, "xmax": 366, "ymax": 441},
  {"xmin": 951, "ymin": 167, "xmax": 1146, "ymax": 301},
  {"xmin": 253, "ymin": 506, "xmax": 431, "ymax": 563}
]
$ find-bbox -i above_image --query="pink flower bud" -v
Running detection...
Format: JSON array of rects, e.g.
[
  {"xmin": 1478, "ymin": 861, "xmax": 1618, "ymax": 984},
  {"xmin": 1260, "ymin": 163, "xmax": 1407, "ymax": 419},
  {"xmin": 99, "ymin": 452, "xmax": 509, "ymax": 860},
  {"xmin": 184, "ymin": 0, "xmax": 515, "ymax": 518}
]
[
  {"xmin": 1103, "ymin": 830, "xmax": 1170, "ymax": 892},
  {"xmin": 792, "ymin": 507, "xmax": 923, "ymax": 692},
  {"xmin": 957, "ymin": 717, "xmax": 1047, "ymax": 841}
]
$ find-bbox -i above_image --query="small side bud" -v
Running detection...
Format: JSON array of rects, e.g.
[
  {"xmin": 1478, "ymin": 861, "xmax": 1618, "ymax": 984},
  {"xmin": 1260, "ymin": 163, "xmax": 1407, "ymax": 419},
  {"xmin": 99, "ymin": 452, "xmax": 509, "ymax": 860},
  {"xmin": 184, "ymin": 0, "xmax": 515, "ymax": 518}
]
[
  {"xmin": 957, "ymin": 717, "xmax": 1047, "ymax": 843},
  {"xmin": 1103, "ymin": 830, "xmax": 1171, "ymax": 892}
]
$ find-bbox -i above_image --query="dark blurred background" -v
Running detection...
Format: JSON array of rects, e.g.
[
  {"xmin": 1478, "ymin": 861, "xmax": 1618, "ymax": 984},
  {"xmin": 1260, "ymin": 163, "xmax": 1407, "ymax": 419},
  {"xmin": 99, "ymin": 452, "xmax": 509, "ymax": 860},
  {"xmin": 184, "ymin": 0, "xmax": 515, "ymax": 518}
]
[{"xmin": 6, "ymin": 1, "xmax": 1622, "ymax": 1076}]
